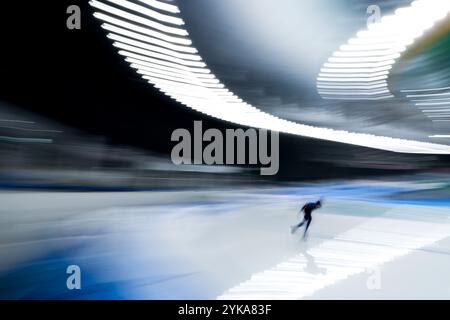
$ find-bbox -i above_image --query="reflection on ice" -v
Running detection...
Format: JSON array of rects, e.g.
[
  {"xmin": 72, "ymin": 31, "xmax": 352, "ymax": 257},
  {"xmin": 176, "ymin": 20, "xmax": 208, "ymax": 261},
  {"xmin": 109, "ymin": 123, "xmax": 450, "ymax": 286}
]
[{"xmin": 218, "ymin": 207, "xmax": 450, "ymax": 300}]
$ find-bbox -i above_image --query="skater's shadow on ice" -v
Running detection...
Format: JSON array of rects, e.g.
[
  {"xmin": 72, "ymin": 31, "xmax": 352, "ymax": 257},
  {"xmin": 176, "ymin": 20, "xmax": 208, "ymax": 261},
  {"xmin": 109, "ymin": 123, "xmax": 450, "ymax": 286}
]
[{"xmin": 300, "ymin": 245, "xmax": 327, "ymax": 276}]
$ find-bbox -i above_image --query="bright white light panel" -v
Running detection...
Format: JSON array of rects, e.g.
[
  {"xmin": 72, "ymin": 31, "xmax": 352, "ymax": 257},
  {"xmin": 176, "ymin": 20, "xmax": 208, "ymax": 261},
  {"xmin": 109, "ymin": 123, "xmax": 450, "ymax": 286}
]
[{"xmin": 317, "ymin": 0, "xmax": 450, "ymax": 101}]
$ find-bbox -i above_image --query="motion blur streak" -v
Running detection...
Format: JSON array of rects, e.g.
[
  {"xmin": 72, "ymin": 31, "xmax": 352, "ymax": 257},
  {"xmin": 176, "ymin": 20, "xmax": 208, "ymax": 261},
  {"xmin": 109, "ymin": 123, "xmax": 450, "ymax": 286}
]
[
  {"xmin": 89, "ymin": 0, "xmax": 450, "ymax": 154},
  {"xmin": 2, "ymin": 0, "xmax": 450, "ymax": 301}
]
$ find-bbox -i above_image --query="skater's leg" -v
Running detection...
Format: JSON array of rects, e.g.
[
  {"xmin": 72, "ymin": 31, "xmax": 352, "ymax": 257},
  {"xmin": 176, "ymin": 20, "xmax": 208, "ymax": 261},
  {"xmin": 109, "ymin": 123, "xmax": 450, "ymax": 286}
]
[
  {"xmin": 291, "ymin": 220, "xmax": 305, "ymax": 234},
  {"xmin": 303, "ymin": 217, "xmax": 312, "ymax": 239},
  {"xmin": 305, "ymin": 217, "xmax": 312, "ymax": 232}
]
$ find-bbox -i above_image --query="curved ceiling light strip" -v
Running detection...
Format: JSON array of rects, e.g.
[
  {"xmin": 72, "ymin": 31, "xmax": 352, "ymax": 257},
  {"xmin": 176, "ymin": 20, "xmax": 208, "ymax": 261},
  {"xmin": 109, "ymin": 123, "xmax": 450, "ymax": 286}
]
[
  {"xmin": 402, "ymin": 87, "xmax": 450, "ymax": 122},
  {"xmin": 317, "ymin": 0, "xmax": 450, "ymax": 101},
  {"xmin": 89, "ymin": 0, "xmax": 450, "ymax": 154}
]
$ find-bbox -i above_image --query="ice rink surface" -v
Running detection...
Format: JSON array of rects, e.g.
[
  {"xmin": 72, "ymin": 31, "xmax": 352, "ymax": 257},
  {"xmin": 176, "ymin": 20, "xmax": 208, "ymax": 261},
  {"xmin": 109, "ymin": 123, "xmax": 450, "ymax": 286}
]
[{"xmin": 0, "ymin": 180, "xmax": 449, "ymax": 299}]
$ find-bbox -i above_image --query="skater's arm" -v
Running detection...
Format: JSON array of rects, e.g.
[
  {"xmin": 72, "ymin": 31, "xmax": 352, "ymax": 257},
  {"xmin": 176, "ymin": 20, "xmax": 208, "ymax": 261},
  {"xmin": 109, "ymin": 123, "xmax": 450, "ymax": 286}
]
[{"xmin": 300, "ymin": 204, "xmax": 306, "ymax": 214}]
